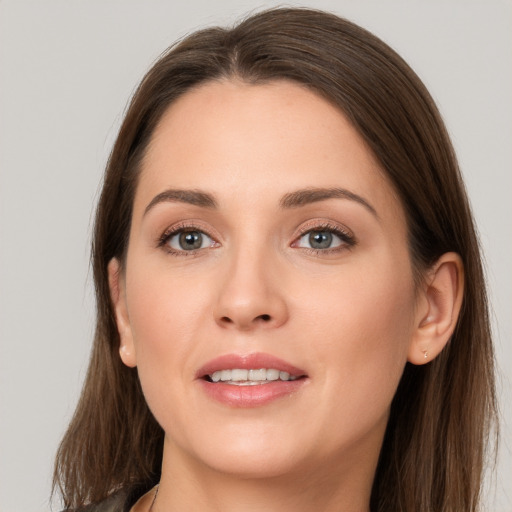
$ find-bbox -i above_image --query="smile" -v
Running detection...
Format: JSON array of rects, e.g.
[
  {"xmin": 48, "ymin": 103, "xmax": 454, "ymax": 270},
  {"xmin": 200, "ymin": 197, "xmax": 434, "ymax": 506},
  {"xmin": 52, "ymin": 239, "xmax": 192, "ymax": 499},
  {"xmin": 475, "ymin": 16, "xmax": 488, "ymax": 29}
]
[
  {"xmin": 197, "ymin": 353, "xmax": 308, "ymax": 407},
  {"xmin": 208, "ymin": 368, "xmax": 299, "ymax": 385}
]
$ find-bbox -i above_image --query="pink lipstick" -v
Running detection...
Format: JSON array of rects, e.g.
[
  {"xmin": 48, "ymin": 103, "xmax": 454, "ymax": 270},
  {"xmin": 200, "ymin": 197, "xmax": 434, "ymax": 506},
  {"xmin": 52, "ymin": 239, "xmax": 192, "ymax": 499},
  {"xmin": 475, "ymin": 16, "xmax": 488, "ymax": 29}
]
[{"xmin": 196, "ymin": 352, "xmax": 308, "ymax": 407}]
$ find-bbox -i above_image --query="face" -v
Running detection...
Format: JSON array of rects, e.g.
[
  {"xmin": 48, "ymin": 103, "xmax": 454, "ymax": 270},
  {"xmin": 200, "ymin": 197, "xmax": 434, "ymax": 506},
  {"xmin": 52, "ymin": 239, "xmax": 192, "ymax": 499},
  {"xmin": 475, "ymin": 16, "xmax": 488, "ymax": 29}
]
[{"xmin": 111, "ymin": 80, "xmax": 422, "ymax": 481}]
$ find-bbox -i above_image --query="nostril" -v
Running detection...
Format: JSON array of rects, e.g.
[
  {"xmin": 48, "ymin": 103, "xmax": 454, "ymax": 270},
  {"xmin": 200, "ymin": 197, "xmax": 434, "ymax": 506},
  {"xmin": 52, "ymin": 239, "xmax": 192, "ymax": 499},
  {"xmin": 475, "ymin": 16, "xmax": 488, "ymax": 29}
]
[{"xmin": 217, "ymin": 313, "xmax": 274, "ymax": 328}]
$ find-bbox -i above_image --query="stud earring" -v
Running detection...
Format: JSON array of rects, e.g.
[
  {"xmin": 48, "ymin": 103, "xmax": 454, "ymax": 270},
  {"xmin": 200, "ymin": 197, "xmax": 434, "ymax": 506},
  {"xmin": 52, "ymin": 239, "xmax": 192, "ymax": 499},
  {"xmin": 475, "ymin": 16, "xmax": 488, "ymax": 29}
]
[{"xmin": 423, "ymin": 350, "xmax": 428, "ymax": 360}]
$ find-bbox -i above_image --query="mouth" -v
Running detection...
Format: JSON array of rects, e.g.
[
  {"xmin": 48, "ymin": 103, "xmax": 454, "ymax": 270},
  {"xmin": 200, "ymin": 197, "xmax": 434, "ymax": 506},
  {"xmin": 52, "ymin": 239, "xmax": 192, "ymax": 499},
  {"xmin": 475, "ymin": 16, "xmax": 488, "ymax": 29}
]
[{"xmin": 196, "ymin": 353, "xmax": 308, "ymax": 407}]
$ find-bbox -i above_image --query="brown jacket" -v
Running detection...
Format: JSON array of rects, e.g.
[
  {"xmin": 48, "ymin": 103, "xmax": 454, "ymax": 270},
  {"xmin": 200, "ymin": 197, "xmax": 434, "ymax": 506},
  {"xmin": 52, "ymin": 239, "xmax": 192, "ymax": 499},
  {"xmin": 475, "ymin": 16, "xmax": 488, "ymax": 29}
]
[{"xmin": 64, "ymin": 488, "xmax": 141, "ymax": 512}]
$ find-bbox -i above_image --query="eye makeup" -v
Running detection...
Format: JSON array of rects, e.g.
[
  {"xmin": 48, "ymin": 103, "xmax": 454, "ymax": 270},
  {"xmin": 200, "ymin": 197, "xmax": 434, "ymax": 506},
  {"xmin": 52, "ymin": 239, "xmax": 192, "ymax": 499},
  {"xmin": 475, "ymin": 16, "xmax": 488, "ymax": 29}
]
[{"xmin": 155, "ymin": 217, "xmax": 357, "ymax": 258}]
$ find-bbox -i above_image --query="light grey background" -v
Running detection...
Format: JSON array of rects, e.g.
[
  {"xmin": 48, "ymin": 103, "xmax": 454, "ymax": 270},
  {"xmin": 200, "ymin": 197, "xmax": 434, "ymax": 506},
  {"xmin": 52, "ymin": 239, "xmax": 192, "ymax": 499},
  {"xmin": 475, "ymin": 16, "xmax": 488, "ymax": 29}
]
[{"xmin": 0, "ymin": 1, "xmax": 510, "ymax": 511}]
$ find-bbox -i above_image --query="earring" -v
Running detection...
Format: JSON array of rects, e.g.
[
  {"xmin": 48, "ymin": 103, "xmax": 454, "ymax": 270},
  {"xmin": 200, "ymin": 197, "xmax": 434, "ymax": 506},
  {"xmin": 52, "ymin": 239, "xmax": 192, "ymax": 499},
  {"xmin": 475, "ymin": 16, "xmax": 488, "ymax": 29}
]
[{"xmin": 423, "ymin": 350, "xmax": 428, "ymax": 360}]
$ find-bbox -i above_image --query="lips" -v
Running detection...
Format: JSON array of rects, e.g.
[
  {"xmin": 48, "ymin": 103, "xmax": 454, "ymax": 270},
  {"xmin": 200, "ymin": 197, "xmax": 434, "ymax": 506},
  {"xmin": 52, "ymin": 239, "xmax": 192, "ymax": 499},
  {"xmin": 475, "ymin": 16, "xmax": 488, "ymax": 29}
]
[{"xmin": 196, "ymin": 352, "xmax": 308, "ymax": 407}]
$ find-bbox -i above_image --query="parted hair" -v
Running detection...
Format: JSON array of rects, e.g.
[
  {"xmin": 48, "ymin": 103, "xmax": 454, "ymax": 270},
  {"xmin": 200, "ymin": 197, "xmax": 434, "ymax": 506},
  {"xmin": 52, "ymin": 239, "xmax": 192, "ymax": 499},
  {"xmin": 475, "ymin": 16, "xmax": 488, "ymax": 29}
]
[{"xmin": 53, "ymin": 8, "xmax": 497, "ymax": 512}]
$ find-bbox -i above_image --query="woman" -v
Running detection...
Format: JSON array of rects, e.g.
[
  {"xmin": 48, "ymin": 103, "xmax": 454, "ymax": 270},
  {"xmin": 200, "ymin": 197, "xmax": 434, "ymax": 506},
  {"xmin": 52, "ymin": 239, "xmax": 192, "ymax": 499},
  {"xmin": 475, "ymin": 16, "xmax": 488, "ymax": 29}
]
[{"xmin": 53, "ymin": 7, "xmax": 497, "ymax": 512}]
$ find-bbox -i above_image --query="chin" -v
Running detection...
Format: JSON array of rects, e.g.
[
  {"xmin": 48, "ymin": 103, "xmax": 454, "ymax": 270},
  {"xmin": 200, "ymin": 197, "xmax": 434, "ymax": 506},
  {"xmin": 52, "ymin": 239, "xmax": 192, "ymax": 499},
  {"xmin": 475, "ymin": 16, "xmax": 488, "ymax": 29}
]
[
  {"xmin": 171, "ymin": 424, "xmax": 312, "ymax": 479},
  {"xmin": 202, "ymin": 446, "xmax": 302, "ymax": 479}
]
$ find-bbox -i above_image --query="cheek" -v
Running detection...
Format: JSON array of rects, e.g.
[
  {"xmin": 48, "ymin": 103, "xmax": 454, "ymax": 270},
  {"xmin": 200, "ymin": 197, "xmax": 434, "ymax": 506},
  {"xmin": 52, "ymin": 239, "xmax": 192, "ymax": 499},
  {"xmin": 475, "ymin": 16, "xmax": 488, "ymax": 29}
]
[
  {"xmin": 297, "ymin": 252, "xmax": 415, "ymax": 348},
  {"xmin": 123, "ymin": 269, "xmax": 208, "ymax": 406},
  {"xmin": 126, "ymin": 263, "xmax": 207, "ymax": 351},
  {"xmin": 296, "ymin": 259, "xmax": 416, "ymax": 435}
]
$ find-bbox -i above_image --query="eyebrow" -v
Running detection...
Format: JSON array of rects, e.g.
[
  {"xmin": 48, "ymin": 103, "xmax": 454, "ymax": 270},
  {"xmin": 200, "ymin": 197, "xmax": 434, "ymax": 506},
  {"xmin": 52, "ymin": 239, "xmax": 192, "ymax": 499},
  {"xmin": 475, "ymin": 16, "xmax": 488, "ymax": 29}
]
[
  {"xmin": 280, "ymin": 187, "xmax": 378, "ymax": 217},
  {"xmin": 144, "ymin": 186, "xmax": 377, "ymax": 218},
  {"xmin": 144, "ymin": 189, "xmax": 218, "ymax": 216}
]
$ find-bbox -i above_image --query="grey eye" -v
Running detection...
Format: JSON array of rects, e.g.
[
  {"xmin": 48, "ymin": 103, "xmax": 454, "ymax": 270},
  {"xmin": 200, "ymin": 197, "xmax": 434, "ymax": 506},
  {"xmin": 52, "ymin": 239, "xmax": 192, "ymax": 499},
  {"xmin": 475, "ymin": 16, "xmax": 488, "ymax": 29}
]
[
  {"xmin": 168, "ymin": 230, "xmax": 214, "ymax": 251},
  {"xmin": 308, "ymin": 231, "xmax": 333, "ymax": 249},
  {"xmin": 296, "ymin": 230, "xmax": 344, "ymax": 250}
]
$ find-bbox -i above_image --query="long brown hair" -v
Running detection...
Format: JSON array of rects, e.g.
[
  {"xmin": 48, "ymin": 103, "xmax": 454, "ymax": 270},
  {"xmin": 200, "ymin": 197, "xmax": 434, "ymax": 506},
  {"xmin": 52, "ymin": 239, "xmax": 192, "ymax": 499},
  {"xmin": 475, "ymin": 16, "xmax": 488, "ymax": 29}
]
[{"xmin": 53, "ymin": 8, "xmax": 497, "ymax": 511}]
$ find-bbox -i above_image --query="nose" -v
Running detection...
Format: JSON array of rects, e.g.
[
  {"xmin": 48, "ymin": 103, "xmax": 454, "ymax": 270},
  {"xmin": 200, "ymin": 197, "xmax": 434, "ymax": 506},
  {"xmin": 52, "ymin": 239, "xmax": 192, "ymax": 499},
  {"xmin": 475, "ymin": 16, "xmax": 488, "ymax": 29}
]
[{"xmin": 213, "ymin": 249, "xmax": 289, "ymax": 331}]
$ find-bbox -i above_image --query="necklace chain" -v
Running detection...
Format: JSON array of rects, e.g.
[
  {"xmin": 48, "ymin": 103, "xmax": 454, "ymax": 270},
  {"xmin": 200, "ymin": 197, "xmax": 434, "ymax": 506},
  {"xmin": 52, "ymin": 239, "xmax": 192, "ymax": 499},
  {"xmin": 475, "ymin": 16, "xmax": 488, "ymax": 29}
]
[{"xmin": 148, "ymin": 484, "xmax": 159, "ymax": 512}]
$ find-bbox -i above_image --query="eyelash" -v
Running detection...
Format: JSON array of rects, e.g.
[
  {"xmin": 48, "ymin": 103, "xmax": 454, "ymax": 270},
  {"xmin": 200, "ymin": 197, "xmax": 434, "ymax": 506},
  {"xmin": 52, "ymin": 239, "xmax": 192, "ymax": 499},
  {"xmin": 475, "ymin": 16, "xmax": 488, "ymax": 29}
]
[
  {"xmin": 157, "ymin": 221, "xmax": 356, "ymax": 256},
  {"xmin": 157, "ymin": 222, "xmax": 217, "ymax": 256},
  {"xmin": 294, "ymin": 222, "xmax": 357, "ymax": 255}
]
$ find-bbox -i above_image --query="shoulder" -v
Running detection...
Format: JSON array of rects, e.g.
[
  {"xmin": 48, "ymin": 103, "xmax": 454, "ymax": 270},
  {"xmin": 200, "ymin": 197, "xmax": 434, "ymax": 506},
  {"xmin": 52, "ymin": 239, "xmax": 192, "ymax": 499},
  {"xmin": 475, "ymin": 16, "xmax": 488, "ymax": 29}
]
[{"xmin": 62, "ymin": 488, "xmax": 135, "ymax": 512}]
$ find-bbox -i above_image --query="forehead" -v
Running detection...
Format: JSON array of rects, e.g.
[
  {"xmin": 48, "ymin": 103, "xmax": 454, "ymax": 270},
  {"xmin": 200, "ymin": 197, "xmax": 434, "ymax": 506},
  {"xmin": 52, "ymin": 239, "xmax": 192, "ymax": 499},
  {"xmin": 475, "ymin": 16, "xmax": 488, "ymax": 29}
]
[{"xmin": 135, "ymin": 79, "xmax": 404, "ymax": 225}]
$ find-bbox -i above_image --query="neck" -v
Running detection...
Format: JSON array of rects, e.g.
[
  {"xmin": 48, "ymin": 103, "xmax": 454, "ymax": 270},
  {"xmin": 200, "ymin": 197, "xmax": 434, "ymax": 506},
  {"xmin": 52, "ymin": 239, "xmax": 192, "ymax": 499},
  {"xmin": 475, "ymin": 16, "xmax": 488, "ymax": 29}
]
[{"xmin": 153, "ymin": 437, "xmax": 377, "ymax": 512}]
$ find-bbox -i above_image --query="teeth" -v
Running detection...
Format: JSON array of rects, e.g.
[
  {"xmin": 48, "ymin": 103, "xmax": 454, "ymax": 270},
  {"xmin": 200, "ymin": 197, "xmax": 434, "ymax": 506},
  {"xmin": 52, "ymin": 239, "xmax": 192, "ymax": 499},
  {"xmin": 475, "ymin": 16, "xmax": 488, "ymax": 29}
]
[
  {"xmin": 266, "ymin": 369, "xmax": 280, "ymax": 381},
  {"xmin": 248, "ymin": 369, "xmax": 266, "ymax": 381},
  {"xmin": 231, "ymin": 369, "xmax": 248, "ymax": 381},
  {"xmin": 209, "ymin": 368, "xmax": 298, "ymax": 385}
]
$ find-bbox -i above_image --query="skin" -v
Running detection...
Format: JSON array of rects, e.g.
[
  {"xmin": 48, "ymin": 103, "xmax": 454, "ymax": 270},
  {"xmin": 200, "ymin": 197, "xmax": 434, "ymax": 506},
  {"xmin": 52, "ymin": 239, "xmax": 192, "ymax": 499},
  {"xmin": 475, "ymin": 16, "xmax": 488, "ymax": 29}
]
[{"xmin": 109, "ymin": 80, "xmax": 463, "ymax": 512}]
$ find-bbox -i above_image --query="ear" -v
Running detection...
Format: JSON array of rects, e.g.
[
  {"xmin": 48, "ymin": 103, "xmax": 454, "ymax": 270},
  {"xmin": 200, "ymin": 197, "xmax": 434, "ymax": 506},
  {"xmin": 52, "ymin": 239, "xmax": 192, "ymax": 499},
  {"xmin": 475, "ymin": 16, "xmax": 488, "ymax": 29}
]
[
  {"xmin": 408, "ymin": 252, "xmax": 464, "ymax": 365},
  {"xmin": 108, "ymin": 258, "xmax": 137, "ymax": 368}
]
